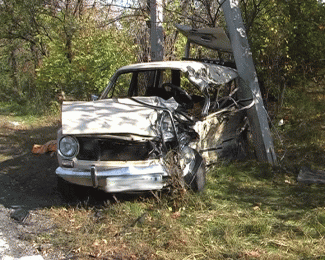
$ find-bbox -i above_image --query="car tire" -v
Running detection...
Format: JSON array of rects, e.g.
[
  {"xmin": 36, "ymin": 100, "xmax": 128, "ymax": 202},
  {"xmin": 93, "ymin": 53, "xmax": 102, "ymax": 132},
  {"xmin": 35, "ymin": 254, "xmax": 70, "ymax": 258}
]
[{"xmin": 183, "ymin": 153, "xmax": 206, "ymax": 192}]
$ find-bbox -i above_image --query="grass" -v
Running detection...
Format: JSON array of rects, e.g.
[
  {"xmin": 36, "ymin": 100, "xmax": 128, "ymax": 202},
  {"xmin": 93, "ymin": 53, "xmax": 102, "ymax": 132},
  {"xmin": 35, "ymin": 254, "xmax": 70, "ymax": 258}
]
[
  {"xmin": 42, "ymin": 162, "xmax": 325, "ymax": 259},
  {"xmin": 2, "ymin": 74, "xmax": 325, "ymax": 259},
  {"xmin": 274, "ymin": 78, "xmax": 325, "ymax": 171}
]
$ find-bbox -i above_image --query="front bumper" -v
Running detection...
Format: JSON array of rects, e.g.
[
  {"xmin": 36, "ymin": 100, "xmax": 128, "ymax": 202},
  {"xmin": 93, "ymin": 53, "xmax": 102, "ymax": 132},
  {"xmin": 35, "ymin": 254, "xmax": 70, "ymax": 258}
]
[{"xmin": 56, "ymin": 163, "xmax": 168, "ymax": 193}]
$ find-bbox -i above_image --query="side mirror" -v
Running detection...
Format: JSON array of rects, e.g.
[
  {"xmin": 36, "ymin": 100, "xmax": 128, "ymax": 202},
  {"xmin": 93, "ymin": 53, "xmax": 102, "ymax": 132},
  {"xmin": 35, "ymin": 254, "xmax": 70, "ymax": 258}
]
[{"xmin": 91, "ymin": 94, "xmax": 99, "ymax": 101}]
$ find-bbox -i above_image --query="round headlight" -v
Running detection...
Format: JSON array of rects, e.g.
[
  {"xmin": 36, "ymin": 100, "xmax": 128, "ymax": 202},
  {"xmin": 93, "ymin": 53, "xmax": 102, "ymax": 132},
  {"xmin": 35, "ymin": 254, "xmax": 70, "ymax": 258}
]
[{"xmin": 59, "ymin": 136, "xmax": 79, "ymax": 158}]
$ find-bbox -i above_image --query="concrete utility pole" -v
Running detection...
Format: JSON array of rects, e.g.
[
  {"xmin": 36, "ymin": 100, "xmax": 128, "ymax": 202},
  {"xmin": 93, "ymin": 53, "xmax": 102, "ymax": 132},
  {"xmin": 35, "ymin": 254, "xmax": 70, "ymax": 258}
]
[
  {"xmin": 222, "ymin": 0, "xmax": 277, "ymax": 164},
  {"xmin": 149, "ymin": 0, "xmax": 164, "ymax": 61}
]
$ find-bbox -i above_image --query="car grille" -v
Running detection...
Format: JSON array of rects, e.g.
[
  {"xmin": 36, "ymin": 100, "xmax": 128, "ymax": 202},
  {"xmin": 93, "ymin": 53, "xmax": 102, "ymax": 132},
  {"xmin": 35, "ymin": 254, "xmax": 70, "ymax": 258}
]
[{"xmin": 76, "ymin": 137, "xmax": 155, "ymax": 161}]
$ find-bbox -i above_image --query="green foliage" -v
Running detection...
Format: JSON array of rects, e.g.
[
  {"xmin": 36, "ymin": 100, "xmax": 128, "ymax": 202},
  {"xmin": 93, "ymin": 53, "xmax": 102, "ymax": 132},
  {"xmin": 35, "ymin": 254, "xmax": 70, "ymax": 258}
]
[
  {"xmin": 0, "ymin": 0, "xmax": 137, "ymax": 114},
  {"xmin": 242, "ymin": 0, "xmax": 325, "ymax": 106},
  {"xmin": 37, "ymin": 24, "xmax": 135, "ymax": 100}
]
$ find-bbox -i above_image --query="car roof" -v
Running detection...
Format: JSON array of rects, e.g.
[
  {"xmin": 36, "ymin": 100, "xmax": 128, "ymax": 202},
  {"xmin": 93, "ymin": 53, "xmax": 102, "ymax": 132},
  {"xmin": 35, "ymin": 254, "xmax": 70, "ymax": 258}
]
[{"xmin": 115, "ymin": 60, "xmax": 238, "ymax": 87}]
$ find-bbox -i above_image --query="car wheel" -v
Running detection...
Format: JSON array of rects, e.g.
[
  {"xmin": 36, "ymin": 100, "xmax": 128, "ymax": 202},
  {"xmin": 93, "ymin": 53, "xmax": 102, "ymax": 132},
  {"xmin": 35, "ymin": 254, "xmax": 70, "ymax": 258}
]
[
  {"xmin": 164, "ymin": 148, "xmax": 206, "ymax": 193},
  {"xmin": 183, "ymin": 150, "xmax": 206, "ymax": 192},
  {"xmin": 184, "ymin": 156, "xmax": 206, "ymax": 192}
]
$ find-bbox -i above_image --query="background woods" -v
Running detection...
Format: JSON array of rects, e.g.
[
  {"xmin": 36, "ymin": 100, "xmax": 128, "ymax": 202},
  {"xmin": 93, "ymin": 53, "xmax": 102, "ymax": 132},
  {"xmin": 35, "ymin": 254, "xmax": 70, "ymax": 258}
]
[{"xmin": 0, "ymin": 0, "xmax": 324, "ymax": 115}]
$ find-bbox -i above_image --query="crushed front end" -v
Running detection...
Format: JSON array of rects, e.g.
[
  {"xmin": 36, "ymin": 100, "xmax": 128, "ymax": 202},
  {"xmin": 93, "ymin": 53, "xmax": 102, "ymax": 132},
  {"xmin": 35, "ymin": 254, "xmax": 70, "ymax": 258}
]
[{"xmin": 56, "ymin": 96, "xmax": 204, "ymax": 193}]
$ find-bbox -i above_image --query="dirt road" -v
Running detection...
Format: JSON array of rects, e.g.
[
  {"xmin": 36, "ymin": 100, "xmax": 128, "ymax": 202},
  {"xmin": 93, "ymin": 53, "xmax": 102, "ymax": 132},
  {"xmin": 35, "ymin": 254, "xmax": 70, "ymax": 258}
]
[
  {"xmin": 0, "ymin": 116, "xmax": 65, "ymax": 259},
  {"xmin": 0, "ymin": 116, "xmax": 63, "ymax": 208}
]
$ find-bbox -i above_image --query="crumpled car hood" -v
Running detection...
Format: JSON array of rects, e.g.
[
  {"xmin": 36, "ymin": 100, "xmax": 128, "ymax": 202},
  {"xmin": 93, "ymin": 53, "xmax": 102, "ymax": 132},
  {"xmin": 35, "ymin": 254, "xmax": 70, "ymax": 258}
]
[{"xmin": 62, "ymin": 96, "xmax": 178, "ymax": 137}]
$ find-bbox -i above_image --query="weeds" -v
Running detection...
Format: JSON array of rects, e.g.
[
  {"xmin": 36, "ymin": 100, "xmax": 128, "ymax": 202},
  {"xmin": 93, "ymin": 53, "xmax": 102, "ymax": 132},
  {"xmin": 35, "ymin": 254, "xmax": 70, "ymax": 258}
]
[
  {"xmin": 45, "ymin": 93, "xmax": 325, "ymax": 258},
  {"xmin": 44, "ymin": 161, "xmax": 325, "ymax": 259}
]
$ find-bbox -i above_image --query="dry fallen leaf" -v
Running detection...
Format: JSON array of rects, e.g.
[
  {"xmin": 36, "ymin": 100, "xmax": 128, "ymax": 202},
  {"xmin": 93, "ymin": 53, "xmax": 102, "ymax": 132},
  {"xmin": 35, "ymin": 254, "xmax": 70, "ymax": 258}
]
[
  {"xmin": 171, "ymin": 211, "xmax": 181, "ymax": 219},
  {"xmin": 89, "ymin": 249, "xmax": 101, "ymax": 258},
  {"xmin": 92, "ymin": 241, "xmax": 100, "ymax": 247},
  {"xmin": 72, "ymin": 247, "xmax": 81, "ymax": 253},
  {"xmin": 253, "ymin": 206, "xmax": 260, "ymax": 211},
  {"xmin": 244, "ymin": 250, "xmax": 261, "ymax": 258}
]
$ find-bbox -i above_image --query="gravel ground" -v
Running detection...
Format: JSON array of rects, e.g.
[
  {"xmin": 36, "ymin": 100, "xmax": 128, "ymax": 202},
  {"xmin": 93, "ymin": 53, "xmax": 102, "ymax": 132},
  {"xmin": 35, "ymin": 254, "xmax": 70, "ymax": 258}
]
[{"xmin": 0, "ymin": 205, "xmax": 64, "ymax": 260}]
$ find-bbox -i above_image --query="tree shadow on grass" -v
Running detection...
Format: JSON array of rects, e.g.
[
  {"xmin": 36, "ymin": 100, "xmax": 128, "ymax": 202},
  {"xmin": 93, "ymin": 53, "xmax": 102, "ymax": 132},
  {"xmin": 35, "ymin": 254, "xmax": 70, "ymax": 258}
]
[{"xmin": 209, "ymin": 161, "xmax": 325, "ymax": 221}]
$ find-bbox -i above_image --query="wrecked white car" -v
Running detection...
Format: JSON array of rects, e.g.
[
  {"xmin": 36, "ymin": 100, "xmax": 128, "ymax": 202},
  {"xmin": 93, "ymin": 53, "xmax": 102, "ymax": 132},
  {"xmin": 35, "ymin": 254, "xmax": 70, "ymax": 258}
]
[{"xmin": 56, "ymin": 60, "xmax": 248, "ymax": 193}]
